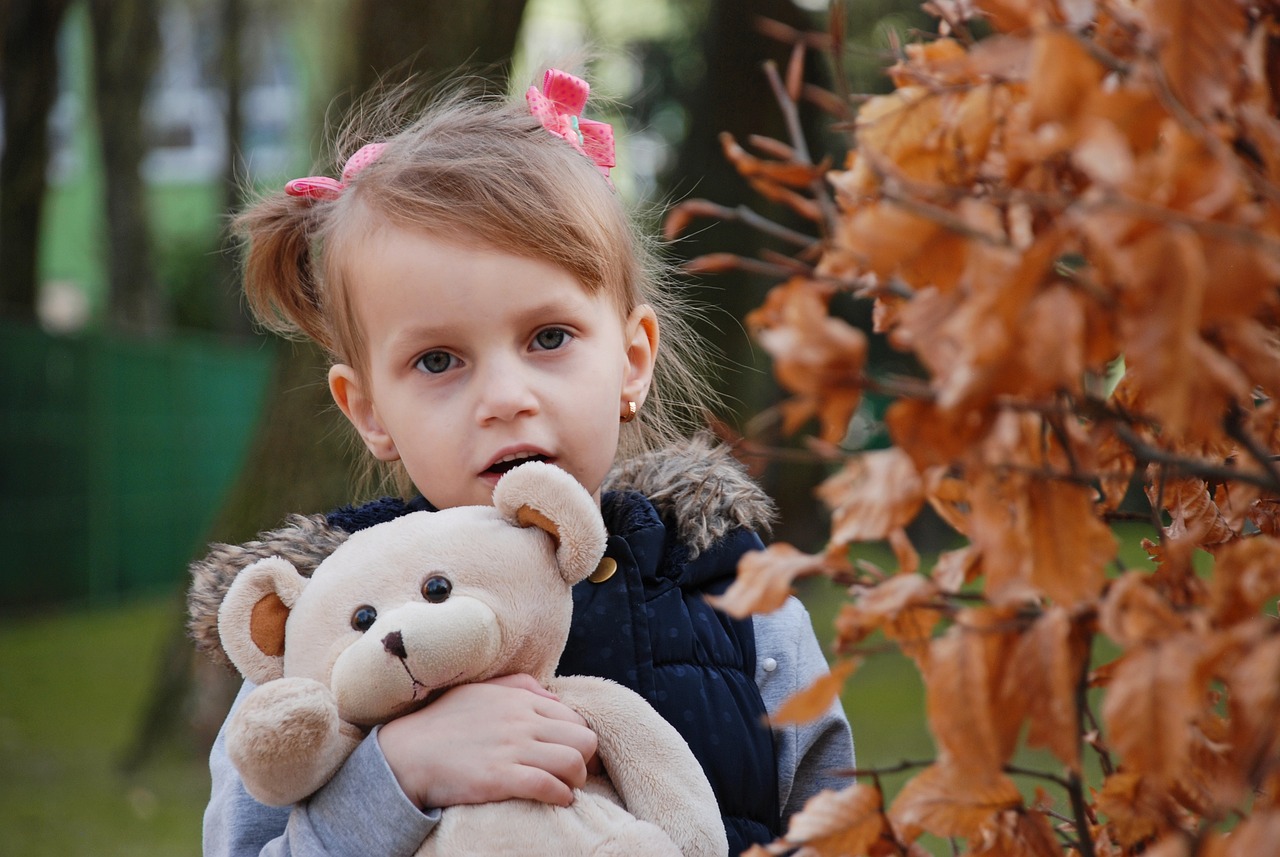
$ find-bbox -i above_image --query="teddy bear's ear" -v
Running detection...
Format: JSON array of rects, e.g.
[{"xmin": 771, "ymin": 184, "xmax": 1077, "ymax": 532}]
[
  {"xmin": 493, "ymin": 462, "xmax": 608, "ymax": 584},
  {"xmin": 217, "ymin": 557, "xmax": 309, "ymax": 684}
]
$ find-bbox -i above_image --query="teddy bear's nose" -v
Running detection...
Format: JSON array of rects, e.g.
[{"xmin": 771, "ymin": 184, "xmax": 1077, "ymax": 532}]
[{"xmin": 382, "ymin": 630, "xmax": 408, "ymax": 660}]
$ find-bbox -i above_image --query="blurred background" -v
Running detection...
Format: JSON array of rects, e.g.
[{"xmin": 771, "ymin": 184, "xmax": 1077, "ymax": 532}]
[{"xmin": 0, "ymin": 1, "xmax": 930, "ymax": 853}]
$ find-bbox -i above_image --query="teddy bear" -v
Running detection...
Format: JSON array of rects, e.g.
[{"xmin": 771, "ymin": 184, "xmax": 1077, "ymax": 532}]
[{"xmin": 209, "ymin": 461, "xmax": 728, "ymax": 857}]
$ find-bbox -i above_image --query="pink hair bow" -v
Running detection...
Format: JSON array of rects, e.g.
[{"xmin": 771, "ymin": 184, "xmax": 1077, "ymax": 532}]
[
  {"xmin": 526, "ymin": 70, "xmax": 615, "ymax": 178},
  {"xmin": 285, "ymin": 142, "xmax": 387, "ymax": 201}
]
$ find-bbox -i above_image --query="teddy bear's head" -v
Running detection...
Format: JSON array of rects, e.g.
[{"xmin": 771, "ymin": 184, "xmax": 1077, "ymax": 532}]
[{"xmin": 216, "ymin": 462, "xmax": 607, "ymax": 727}]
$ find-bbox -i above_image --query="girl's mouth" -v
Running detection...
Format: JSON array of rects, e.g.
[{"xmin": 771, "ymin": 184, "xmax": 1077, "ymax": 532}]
[{"xmin": 484, "ymin": 452, "xmax": 551, "ymax": 476}]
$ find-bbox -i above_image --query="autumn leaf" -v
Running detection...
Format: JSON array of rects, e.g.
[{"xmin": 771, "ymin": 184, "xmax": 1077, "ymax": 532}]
[
  {"xmin": 1208, "ymin": 537, "xmax": 1280, "ymax": 626},
  {"xmin": 835, "ymin": 573, "xmax": 942, "ymax": 657},
  {"xmin": 1096, "ymin": 771, "xmax": 1170, "ymax": 847},
  {"xmin": 819, "ymin": 448, "xmax": 925, "ymax": 547},
  {"xmin": 1101, "ymin": 633, "xmax": 1207, "ymax": 789},
  {"xmin": 720, "ymin": 131, "xmax": 827, "ymax": 187},
  {"xmin": 923, "ymin": 607, "xmax": 1024, "ymax": 773},
  {"xmin": 1099, "ymin": 571, "xmax": 1191, "ymax": 647},
  {"xmin": 1137, "ymin": 0, "xmax": 1247, "ymax": 119},
  {"xmin": 713, "ymin": 544, "xmax": 830, "ymax": 619},
  {"xmin": 1146, "ymin": 475, "xmax": 1237, "ymax": 549},
  {"xmin": 748, "ymin": 279, "xmax": 867, "ymax": 444},
  {"xmin": 888, "ymin": 762, "xmax": 1023, "ymax": 842},
  {"xmin": 932, "ymin": 544, "xmax": 982, "ymax": 593},
  {"xmin": 1024, "ymin": 474, "xmax": 1116, "ymax": 608},
  {"xmin": 772, "ymin": 783, "xmax": 889, "ymax": 857},
  {"xmin": 969, "ymin": 808, "xmax": 1063, "ymax": 857},
  {"xmin": 772, "ymin": 659, "xmax": 859, "ymax": 726},
  {"xmin": 688, "ymin": 0, "xmax": 1280, "ymax": 851},
  {"xmin": 998, "ymin": 606, "xmax": 1089, "ymax": 771}
]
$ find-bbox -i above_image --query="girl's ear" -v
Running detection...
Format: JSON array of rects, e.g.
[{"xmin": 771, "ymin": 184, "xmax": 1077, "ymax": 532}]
[
  {"xmin": 328, "ymin": 364, "xmax": 400, "ymax": 461},
  {"xmin": 622, "ymin": 304, "xmax": 659, "ymax": 409}
]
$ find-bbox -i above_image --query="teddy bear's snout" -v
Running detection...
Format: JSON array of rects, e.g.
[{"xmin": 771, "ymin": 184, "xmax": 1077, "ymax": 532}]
[{"xmin": 382, "ymin": 630, "xmax": 408, "ymax": 660}]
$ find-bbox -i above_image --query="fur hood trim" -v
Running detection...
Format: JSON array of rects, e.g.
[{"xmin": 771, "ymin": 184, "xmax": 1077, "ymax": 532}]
[
  {"xmin": 188, "ymin": 437, "xmax": 773, "ymax": 666},
  {"xmin": 603, "ymin": 435, "xmax": 774, "ymax": 556},
  {"xmin": 187, "ymin": 514, "xmax": 351, "ymax": 668}
]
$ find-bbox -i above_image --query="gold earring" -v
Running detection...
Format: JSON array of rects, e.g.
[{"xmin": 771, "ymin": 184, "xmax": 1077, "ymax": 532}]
[{"xmin": 620, "ymin": 400, "xmax": 637, "ymax": 423}]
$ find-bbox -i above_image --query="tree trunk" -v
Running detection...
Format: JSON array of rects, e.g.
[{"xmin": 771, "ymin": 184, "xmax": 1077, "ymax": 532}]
[
  {"xmin": 214, "ymin": 0, "xmax": 253, "ymax": 336},
  {"xmin": 665, "ymin": 0, "xmax": 834, "ymax": 550},
  {"xmin": 347, "ymin": 0, "xmax": 529, "ymax": 97},
  {"xmin": 88, "ymin": 0, "xmax": 164, "ymax": 334},
  {"xmin": 0, "ymin": 0, "xmax": 72, "ymax": 320}
]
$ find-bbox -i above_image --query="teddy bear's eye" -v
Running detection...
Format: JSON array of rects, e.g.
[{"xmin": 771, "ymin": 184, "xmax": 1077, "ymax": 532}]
[
  {"xmin": 422, "ymin": 575, "xmax": 452, "ymax": 603},
  {"xmin": 351, "ymin": 605, "xmax": 378, "ymax": 632}
]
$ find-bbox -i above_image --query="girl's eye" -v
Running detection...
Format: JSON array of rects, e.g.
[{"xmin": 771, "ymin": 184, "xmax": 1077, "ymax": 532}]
[
  {"xmin": 351, "ymin": 605, "xmax": 378, "ymax": 632},
  {"xmin": 533, "ymin": 328, "xmax": 570, "ymax": 351},
  {"xmin": 416, "ymin": 350, "xmax": 455, "ymax": 374},
  {"xmin": 422, "ymin": 575, "xmax": 452, "ymax": 603}
]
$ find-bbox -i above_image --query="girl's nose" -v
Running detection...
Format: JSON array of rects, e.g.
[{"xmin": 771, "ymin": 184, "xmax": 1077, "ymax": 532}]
[{"xmin": 475, "ymin": 358, "xmax": 540, "ymax": 424}]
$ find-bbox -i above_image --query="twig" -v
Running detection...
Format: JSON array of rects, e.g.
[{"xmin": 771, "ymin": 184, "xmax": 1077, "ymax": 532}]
[
  {"xmin": 762, "ymin": 60, "xmax": 841, "ymax": 235},
  {"xmin": 1225, "ymin": 404, "xmax": 1280, "ymax": 491},
  {"xmin": 1112, "ymin": 421, "xmax": 1280, "ymax": 494},
  {"xmin": 837, "ymin": 758, "xmax": 935, "ymax": 779}
]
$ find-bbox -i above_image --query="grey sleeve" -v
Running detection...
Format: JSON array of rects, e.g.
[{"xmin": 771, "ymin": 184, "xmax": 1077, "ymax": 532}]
[
  {"xmin": 203, "ymin": 681, "xmax": 440, "ymax": 857},
  {"xmin": 754, "ymin": 597, "xmax": 856, "ymax": 824}
]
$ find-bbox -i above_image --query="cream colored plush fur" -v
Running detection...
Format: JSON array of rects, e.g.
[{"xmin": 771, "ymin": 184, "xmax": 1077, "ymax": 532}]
[{"xmin": 215, "ymin": 461, "xmax": 728, "ymax": 857}]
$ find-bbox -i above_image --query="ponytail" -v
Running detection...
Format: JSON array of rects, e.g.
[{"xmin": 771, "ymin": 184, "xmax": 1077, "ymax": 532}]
[{"xmin": 234, "ymin": 192, "xmax": 335, "ymax": 354}]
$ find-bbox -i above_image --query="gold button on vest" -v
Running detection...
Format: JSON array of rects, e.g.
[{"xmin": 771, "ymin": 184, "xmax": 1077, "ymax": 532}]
[{"xmin": 588, "ymin": 556, "xmax": 618, "ymax": 583}]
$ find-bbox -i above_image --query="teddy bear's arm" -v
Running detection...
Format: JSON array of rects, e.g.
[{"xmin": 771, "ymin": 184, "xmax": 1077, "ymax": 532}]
[
  {"xmin": 547, "ymin": 675, "xmax": 729, "ymax": 857},
  {"xmin": 227, "ymin": 677, "xmax": 366, "ymax": 807}
]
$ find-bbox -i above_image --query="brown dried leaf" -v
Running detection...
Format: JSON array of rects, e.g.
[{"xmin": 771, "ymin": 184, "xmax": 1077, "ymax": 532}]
[
  {"xmin": 777, "ymin": 783, "xmax": 888, "ymax": 856},
  {"xmin": 925, "ymin": 607, "xmax": 1023, "ymax": 772},
  {"xmin": 1024, "ymin": 475, "xmax": 1116, "ymax": 608},
  {"xmin": 771, "ymin": 659, "xmax": 859, "ymax": 726},
  {"xmin": 1096, "ymin": 771, "xmax": 1171, "ymax": 847},
  {"xmin": 999, "ymin": 606, "xmax": 1088, "ymax": 771},
  {"xmin": 888, "ymin": 527, "xmax": 921, "ymax": 577},
  {"xmin": 1027, "ymin": 28, "xmax": 1106, "ymax": 132},
  {"xmin": 969, "ymin": 808, "xmax": 1062, "ymax": 857},
  {"xmin": 749, "ymin": 280, "xmax": 867, "ymax": 444},
  {"xmin": 713, "ymin": 544, "xmax": 829, "ymax": 619},
  {"xmin": 1223, "ymin": 630, "xmax": 1280, "ymax": 775},
  {"xmin": 888, "ymin": 762, "xmax": 1023, "ymax": 841},
  {"xmin": 1099, "ymin": 571, "xmax": 1191, "ymax": 647},
  {"xmin": 932, "ymin": 544, "xmax": 981, "ymax": 593},
  {"xmin": 1209, "ymin": 536, "xmax": 1280, "ymax": 626},
  {"xmin": 1146, "ymin": 475, "xmax": 1237, "ymax": 549},
  {"xmin": 1101, "ymin": 634, "xmax": 1205, "ymax": 789},
  {"xmin": 819, "ymin": 448, "xmax": 925, "ymax": 546},
  {"xmin": 887, "ymin": 397, "xmax": 992, "ymax": 473},
  {"xmin": 719, "ymin": 132, "xmax": 826, "ymax": 187},
  {"xmin": 1137, "ymin": 0, "xmax": 1247, "ymax": 119},
  {"xmin": 835, "ymin": 573, "xmax": 942, "ymax": 656},
  {"xmin": 681, "ymin": 252, "xmax": 752, "ymax": 275}
]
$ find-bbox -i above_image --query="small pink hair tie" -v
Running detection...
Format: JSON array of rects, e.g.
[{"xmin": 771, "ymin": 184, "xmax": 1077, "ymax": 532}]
[
  {"xmin": 526, "ymin": 70, "xmax": 615, "ymax": 178},
  {"xmin": 285, "ymin": 142, "xmax": 387, "ymax": 201}
]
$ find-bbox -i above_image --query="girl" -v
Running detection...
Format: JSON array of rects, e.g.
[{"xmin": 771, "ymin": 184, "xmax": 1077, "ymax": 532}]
[{"xmin": 198, "ymin": 70, "xmax": 854, "ymax": 856}]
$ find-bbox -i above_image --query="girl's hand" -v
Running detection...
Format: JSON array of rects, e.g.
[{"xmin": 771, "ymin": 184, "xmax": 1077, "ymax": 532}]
[{"xmin": 377, "ymin": 673, "xmax": 598, "ymax": 811}]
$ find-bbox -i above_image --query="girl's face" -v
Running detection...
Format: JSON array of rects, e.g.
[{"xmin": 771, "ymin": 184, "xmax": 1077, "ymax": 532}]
[{"xmin": 328, "ymin": 225, "xmax": 658, "ymax": 509}]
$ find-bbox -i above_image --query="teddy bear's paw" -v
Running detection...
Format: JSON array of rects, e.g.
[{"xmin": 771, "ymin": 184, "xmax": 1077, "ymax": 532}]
[{"xmin": 228, "ymin": 677, "xmax": 355, "ymax": 806}]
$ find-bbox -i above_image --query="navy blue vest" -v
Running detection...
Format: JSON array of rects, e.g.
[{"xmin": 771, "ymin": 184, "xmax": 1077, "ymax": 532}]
[{"xmin": 328, "ymin": 490, "xmax": 781, "ymax": 853}]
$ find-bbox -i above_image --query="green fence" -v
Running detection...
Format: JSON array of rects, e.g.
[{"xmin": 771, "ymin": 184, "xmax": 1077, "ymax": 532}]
[{"xmin": 1, "ymin": 319, "xmax": 276, "ymax": 609}]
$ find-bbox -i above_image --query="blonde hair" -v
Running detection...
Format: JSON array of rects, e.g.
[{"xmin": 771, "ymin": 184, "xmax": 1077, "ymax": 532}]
[{"xmin": 234, "ymin": 80, "xmax": 717, "ymax": 494}]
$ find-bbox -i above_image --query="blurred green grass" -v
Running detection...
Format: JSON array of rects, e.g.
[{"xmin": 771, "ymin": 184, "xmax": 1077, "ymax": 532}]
[{"xmin": 0, "ymin": 596, "xmax": 208, "ymax": 857}]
